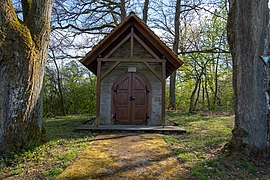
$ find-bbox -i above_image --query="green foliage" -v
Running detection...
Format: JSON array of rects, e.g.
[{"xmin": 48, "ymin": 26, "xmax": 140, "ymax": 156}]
[
  {"xmin": 44, "ymin": 60, "xmax": 96, "ymax": 117},
  {"xmin": 173, "ymin": 2, "xmax": 233, "ymax": 112}
]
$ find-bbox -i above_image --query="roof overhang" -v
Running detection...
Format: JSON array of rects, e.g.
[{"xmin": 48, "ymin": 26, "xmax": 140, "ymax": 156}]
[{"xmin": 80, "ymin": 12, "xmax": 183, "ymax": 78}]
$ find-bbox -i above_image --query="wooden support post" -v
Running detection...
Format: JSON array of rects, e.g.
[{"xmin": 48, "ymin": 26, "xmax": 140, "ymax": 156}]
[
  {"xmin": 96, "ymin": 60, "xmax": 102, "ymax": 127},
  {"xmin": 134, "ymin": 34, "xmax": 160, "ymax": 60},
  {"xmin": 162, "ymin": 61, "xmax": 166, "ymax": 127},
  {"xmin": 98, "ymin": 58, "xmax": 163, "ymax": 63},
  {"xmin": 131, "ymin": 27, "xmax": 134, "ymax": 58},
  {"xmin": 104, "ymin": 34, "xmax": 131, "ymax": 59}
]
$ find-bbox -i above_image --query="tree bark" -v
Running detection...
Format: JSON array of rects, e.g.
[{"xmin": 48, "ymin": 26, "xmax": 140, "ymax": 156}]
[
  {"xmin": 169, "ymin": 0, "xmax": 181, "ymax": 110},
  {"xmin": 227, "ymin": 0, "xmax": 270, "ymax": 153},
  {"xmin": 0, "ymin": 0, "xmax": 52, "ymax": 152}
]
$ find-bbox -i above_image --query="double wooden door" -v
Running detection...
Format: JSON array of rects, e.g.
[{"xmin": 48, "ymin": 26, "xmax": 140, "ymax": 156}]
[{"xmin": 112, "ymin": 73, "xmax": 150, "ymax": 125}]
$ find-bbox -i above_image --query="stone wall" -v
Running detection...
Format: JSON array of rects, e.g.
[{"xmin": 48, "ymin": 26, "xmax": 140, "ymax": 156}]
[
  {"xmin": 100, "ymin": 63, "xmax": 162, "ymax": 125},
  {"xmin": 99, "ymin": 39, "xmax": 162, "ymax": 125},
  {"xmin": 110, "ymin": 39, "xmax": 154, "ymax": 59}
]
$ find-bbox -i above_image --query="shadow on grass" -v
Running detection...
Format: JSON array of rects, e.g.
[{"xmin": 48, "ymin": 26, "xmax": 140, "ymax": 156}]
[
  {"xmin": 44, "ymin": 115, "xmax": 94, "ymax": 141},
  {"xmin": 0, "ymin": 114, "xmax": 95, "ymax": 179},
  {"xmin": 82, "ymin": 152, "xmax": 178, "ymax": 179},
  {"xmin": 165, "ymin": 112, "xmax": 270, "ymax": 179},
  {"xmin": 191, "ymin": 151, "xmax": 270, "ymax": 179}
]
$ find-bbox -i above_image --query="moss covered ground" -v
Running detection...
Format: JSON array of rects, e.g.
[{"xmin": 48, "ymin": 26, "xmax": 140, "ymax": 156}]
[{"xmin": 58, "ymin": 133, "xmax": 186, "ymax": 179}]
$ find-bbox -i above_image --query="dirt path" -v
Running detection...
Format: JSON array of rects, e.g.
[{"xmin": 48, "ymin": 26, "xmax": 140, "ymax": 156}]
[{"xmin": 57, "ymin": 133, "xmax": 188, "ymax": 179}]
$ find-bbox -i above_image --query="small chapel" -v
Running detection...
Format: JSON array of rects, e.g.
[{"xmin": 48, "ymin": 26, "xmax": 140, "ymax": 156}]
[{"xmin": 80, "ymin": 12, "xmax": 183, "ymax": 126}]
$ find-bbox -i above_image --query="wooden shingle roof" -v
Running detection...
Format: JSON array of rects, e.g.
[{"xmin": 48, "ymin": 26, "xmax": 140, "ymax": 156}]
[{"xmin": 80, "ymin": 12, "xmax": 183, "ymax": 78}]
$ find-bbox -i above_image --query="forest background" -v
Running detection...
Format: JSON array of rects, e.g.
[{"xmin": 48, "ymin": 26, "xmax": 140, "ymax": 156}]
[{"xmin": 25, "ymin": 0, "xmax": 232, "ymax": 117}]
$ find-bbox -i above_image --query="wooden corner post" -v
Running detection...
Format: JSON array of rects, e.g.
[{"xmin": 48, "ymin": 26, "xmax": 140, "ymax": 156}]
[
  {"xmin": 96, "ymin": 59, "xmax": 102, "ymax": 127},
  {"xmin": 162, "ymin": 60, "xmax": 166, "ymax": 127}
]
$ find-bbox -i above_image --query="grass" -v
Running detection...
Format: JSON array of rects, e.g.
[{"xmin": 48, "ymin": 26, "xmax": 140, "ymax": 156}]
[
  {"xmin": 165, "ymin": 111, "xmax": 270, "ymax": 179},
  {"xmin": 0, "ymin": 115, "xmax": 94, "ymax": 179},
  {"xmin": 1, "ymin": 112, "xmax": 270, "ymax": 179}
]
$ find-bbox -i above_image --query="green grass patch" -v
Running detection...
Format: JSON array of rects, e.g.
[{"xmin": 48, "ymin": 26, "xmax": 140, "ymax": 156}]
[
  {"xmin": 165, "ymin": 112, "xmax": 270, "ymax": 179},
  {"xmin": 0, "ymin": 114, "xmax": 94, "ymax": 179}
]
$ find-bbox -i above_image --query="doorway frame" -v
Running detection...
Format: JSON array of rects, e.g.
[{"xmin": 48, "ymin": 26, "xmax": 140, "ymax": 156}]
[{"xmin": 111, "ymin": 72, "xmax": 152, "ymax": 125}]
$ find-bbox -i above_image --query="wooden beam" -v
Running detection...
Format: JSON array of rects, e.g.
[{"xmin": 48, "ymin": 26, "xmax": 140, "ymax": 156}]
[
  {"xmin": 100, "ymin": 61, "xmax": 121, "ymax": 80},
  {"xmin": 143, "ymin": 61, "xmax": 162, "ymax": 81},
  {"xmin": 83, "ymin": 24, "xmax": 131, "ymax": 66},
  {"xmin": 133, "ymin": 23, "xmax": 183, "ymax": 68},
  {"xmin": 134, "ymin": 34, "xmax": 160, "ymax": 60},
  {"xmin": 131, "ymin": 27, "xmax": 134, "ymax": 58},
  {"xmin": 97, "ymin": 58, "xmax": 163, "ymax": 63},
  {"xmin": 104, "ymin": 33, "xmax": 131, "ymax": 59},
  {"xmin": 161, "ymin": 61, "xmax": 166, "ymax": 127},
  {"xmin": 96, "ymin": 60, "xmax": 102, "ymax": 127}
]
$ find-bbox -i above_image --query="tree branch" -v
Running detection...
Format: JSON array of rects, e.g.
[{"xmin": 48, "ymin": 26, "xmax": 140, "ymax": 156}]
[
  {"xmin": 179, "ymin": 48, "xmax": 230, "ymax": 54},
  {"xmin": 0, "ymin": 0, "xmax": 18, "ymax": 26},
  {"xmin": 52, "ymin": 23, "xmax": 116, "ymax": 32},
  {"xmin": 28, "ymin": 0, "xmax": 52, "ymax": 46}
]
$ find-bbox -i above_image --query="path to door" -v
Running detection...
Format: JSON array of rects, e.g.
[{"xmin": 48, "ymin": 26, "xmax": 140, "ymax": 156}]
[{"xmin": 57, "ymin": 133, "xmax": 188, "ymax": 179}]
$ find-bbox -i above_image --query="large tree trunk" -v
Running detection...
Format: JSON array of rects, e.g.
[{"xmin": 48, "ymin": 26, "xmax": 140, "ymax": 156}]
[
  {"xmin": 169, "ymin": 0, "xmax": 181, "ymax": 110},
  {"xmin": 0, "ymin": 0, "xmax": 52, "ymax": 152},
  {"xmin": 227, "ymin": 0, "xmax": 270, "ymax": 153},
  {"xmin": 143, "ymin": 0, "xmax": 149, "ymax": 23}
]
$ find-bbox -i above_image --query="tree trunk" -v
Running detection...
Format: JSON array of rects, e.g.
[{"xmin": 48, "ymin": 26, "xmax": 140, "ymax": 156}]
[
  {"xmin": 213, "ymin": 58, "xmax": 219, "ymax": 106},
  {"xmin": 143, "ymin": 0, "xmax": 149, "ymax": 23},
  {"xmin": 202, "ymin": 79, "xmax": 205, "ymax": 110},
  {"xmin": 120, "ymin": 0, "xmax": 126, "ymax": 20},
  {"xmin": 189, "ymin": 78, "xmax": 200, "ymax": 112},
  {"xmin": 194, "ymin": 79, "xmax": 201, "ymax": 111},
  {"xmin": 0, "ymin": 0, "xmax": 52, "ymax": 152},
  {"xmin": 169, "ymin": 0, "xmax": 181, "ymax": 110},
  {"xmin": 51, "ymin": 49, "xmax": 66, "ymax": 116},
  {"xmin": 204, "ymin": 74, "xmax": 210, "ymax": 110},
  {"xmin": 227, "ymin": 0, "xmax": 270, "ymax": 153}
]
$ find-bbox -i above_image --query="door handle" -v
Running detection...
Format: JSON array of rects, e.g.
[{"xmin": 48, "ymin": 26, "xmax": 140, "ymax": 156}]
[{"xmin": 130, "ymin": 96, "xmax": 136, "ymax": 101}]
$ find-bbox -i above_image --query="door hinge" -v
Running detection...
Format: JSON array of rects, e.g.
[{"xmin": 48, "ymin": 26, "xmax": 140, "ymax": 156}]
[
  {"xmin": 145, "ymin": 113, "xmax": 149, "ymax": 125},
  {"xmin": 113, "ymin": 113, "xmax": 117, "ymax": 122},
  {"xmin": 114, "ymin": 85, "xmax": 119, "ymax": 94},
  {"xmin": 145, "ymin": 86, "xmax": 150, "ymax": 94}
]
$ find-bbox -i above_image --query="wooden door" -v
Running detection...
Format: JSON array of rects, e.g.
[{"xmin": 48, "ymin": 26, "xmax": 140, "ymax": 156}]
[{"xmin": 112, "ymin": 73, "xmax": 150, "ymax": 125}]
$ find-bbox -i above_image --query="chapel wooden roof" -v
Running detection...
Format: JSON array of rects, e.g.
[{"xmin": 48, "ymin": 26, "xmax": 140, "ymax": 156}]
[{"xmin": 80, "ymin": 12, "xmax": 183, "ymax": 78}]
